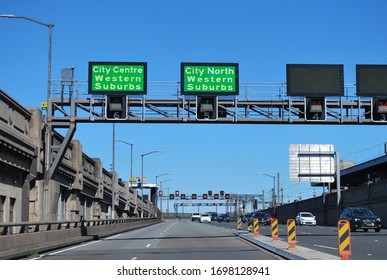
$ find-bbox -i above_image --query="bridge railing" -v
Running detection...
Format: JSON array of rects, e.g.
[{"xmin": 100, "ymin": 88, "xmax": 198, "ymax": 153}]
[
  {"xmin": 0, "ymin": 217, "xmax": 161, "ymax": 259},
  {"xmin": 0, "ymin": 217, "xmax": 152, "ymax": 236}
]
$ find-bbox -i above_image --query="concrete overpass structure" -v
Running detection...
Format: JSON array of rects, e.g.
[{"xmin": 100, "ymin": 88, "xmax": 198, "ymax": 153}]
[{"xmin": 0, "ymin": 88, "xmax": 157, "ymax": 226}]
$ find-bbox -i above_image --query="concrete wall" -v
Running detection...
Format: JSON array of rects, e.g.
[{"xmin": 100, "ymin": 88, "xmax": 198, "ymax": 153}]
[{"xmin": 266, "ymin": 180, "xmax": 387, "ymax": 227}]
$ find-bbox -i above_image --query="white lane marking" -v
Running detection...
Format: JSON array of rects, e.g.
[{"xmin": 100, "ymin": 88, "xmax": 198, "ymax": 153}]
[
  {"xmin": 47, "ymin": 240, "xmax": 101, "ymax": 255},
  {"xmin": 313, "ymin": 244, "xmax": 337, "ymax": 250},
  {"xmin": 146, "ymin": 244, "xmax": 151, "ymax": 248},
  {"xmin": 105, "ymin": 233, "xmax": 122, "ymax": 240},
  {"xmin": 131, "ymin": 257, "xmax": 137, "ymax": 260}
]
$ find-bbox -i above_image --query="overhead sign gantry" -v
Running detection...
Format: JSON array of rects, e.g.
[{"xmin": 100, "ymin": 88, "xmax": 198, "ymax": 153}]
[{"xmin": 45, "ymin": 63, "xmax": 387, "ymax": 180}]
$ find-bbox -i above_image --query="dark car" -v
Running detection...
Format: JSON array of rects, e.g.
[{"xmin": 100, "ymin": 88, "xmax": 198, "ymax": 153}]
[
  {"xmin": 209, "ymin": 212, "xmax": 218, "ymax": 221},
  {"xmin": 217, "ymin": 214, "xmax": 230, "ymax": 222},
  {"xmin": 340, "ymin": 207, "xmax": 382, "ymax": 232},
  {"xmin": 251, "ymin": 211, "xmax": 273, "ymax": 226},
  {"xmin": 242, "ymin": 213, "xmax": 252, "ymax": 223}
]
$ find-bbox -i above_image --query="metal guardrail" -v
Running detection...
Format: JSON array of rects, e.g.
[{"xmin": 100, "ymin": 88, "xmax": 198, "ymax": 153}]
[{"xmin": 0, "ymin": 217, "xmax": 151, "ymax": 236}]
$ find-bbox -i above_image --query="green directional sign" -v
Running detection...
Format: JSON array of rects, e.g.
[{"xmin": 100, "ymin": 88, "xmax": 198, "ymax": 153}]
[
  {"xmin": 88, "ymin": 62, "xmax": 147, "ymax": 94},
  {"xmin": 181, "ymin": 62, "xmax": 239, "ymax": 95}
]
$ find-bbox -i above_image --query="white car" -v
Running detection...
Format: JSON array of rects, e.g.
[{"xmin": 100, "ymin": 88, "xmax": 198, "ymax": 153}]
[
  {"xmin": 295, "ymin": 212, "xmax": 316, "ymax": 226},
  {"xmin": 200, "ymin": 213, "xmax": 211, "ymax": 223},
  {"xmin": 191, "ymin": 213, "xmax": 201, "ymax": 221}
]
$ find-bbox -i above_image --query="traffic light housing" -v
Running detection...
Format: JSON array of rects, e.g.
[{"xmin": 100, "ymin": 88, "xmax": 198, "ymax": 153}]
[
  {"xmin": 203, "ymin": 193, "xmax": 208, "ymax": 199},
  {"xmin": 175, "ymin": 190, "xmax": 180, "ymax": 197},
  {"xmin": 372, "ymin": 97, "xmax": 387, "ymax": 122},
  {"xmin": 191, "ymin": 194, "xmax": 197, "ymax": 199},
  {"xmin": 305, "ymin": 97, "xmax": 326, "ymax": 121},
  {"xmin": 225, "ymin": 193, "xmax": 231, "ymax": 199},
  {"xmin": 180, "ymin": 194, "xmax": 186, "ymax": 200},
  {"xmin": 169, "ymin": 194, "xmax": 174, "ymax": 200},
  {"xmin": 214, "ymin": 193, "xmax": 219, "ymax": 199},
  {"xmin": 196, "ymin": 96, "xmax": 218, "ymax": 120},
  {"xmin": 106, "ymin": 95, "xmax": 127, "ymax": 120}
]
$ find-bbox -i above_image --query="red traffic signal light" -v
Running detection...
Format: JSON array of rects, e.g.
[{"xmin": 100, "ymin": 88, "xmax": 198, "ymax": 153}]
[
  {"xmin": 225, "ymin": 193, "xmax": 231, "ymax": 199},
  {"xmin": 214, "ymin": 194, "xmax": 219, "ymax": 199},
  {"xmin": 372, "ymin": 98, "xmax": 387, "ymax": 122},
  {"xmin": 158, "ymin": 190, "xmax": 163, "ymax": 196},
  {"xmin": 203, "ymin": 193, "xmax": 208, "ymax": 199},
  {"xmin": 175, "ymin": 190, "xmax": 180, "ymax": 197}
]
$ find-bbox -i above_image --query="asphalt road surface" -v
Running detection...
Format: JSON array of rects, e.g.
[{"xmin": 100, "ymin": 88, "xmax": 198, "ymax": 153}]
[{"xmin": 37, "ymin": 220, "xmax": 283, "ymax": 260}]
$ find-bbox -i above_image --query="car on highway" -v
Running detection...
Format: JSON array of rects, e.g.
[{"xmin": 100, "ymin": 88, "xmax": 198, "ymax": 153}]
[
  {"xmin": 251, "ymin": 211, "xmax": 273, "ymax": 226},
  {"xmin": 191, "ymin": 212, "xmax": 201, "ymax": 222},
  {"xmin": 242, "ymin": 213, "xmax": 252, "ymax": 223},
  {"xmin": 199, "ymin": 213, "xmax": 211, "ymax": 223},
  {"xmin": 209, "ymin": 212, "xmax": 218, "ymax": 221},
  {"xmin": 339, "ymin": 207, "xmax": 382, "ymax": 232},
  {"xmin": 295, "ymin": 212, "xmax": 316, "ymax": 226},
  {"xmin": 216, "ymin": 214, "xmax": 230, "ymax": 222}
]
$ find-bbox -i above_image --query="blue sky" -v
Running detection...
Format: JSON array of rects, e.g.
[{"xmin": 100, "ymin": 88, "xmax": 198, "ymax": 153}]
[{"xmin": 1, "ymin": 0, "xmax": 387, "ymax": 213}]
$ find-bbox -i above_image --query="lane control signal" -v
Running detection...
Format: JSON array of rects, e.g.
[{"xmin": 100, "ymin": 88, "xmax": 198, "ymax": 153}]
[{"xmin": 305, "ymin": 97, "xmax": 326, "ymax": 121}]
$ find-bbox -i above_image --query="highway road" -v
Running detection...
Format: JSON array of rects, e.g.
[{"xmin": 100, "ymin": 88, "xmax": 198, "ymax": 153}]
[
  {"xmin": 33, "ymin": 219, "xmax": 386, "ymax": 260},
  {"xmin": 36, "ymin": 220, "xmax": 283, "ymax": 260},
  {"xmin": 220, "ymin": 220, "xmax": 387, "ymax": 260}
]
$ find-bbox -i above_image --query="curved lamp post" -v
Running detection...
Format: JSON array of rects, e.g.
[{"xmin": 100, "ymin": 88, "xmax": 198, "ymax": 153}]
[{"xmin": 140, "ymin": 150, "xmax": 163, "ymax": 218}]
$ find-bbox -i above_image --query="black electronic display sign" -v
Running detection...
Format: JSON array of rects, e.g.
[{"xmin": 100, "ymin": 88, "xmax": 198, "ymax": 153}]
[
  {"xmin": 356, "ymin": 65, "xmax": 387, "ymax": 97},
  {"xmin": 286, "ymin": 64, "xmax": 344, "ymax": 97}
]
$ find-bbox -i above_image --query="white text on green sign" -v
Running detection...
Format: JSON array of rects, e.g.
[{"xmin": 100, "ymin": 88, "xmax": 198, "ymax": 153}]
[
  {"xmin": 89, "ymin": 62, "xmax": 147, "ymax": 94},
  {"xmin": 181, "ymin": 63, "xmax": 238, "ymax": 95}
]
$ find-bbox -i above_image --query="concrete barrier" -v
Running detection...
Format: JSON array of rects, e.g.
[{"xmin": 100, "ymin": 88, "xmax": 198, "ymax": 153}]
[{"xmin": 0, "ymin": 218, "xmax": 161, "ymax": 259}]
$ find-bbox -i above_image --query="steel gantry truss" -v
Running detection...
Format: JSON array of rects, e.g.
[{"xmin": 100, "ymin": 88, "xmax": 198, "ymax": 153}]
[
  {"xmin": 48, "ymin": 81, "xmax": 377, "ymax": 125},
  {"xmin": 45, "ymin": 80, "xmax": 382, "ymax": 180}
]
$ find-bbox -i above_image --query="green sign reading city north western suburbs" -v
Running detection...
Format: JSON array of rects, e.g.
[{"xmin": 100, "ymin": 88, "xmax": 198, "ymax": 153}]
[
  {"xmin": 88, "ymin": 62, "xmax": 147, "ymax": 94},
  {"xmin": 181, "ymin": 63, "xmax": 239, "ymax": 95}
]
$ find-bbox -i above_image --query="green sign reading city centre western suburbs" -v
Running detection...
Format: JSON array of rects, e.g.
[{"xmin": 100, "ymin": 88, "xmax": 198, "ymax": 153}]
[
  {"xmin": 181, "ymin": 63, "xmax": 239, "ymax": 95},
  {"xmin": 88, "ymin": 62, "xmax": 147, "ymax": 94}
]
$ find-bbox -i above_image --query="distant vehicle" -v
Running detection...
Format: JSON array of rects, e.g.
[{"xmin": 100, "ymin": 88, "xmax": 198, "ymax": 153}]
[
  {"xmin": 242, "ymin": 213, "xmax": 252, "ymax": 223},
  {"xmin": 191, "ymin": 213, "xmax": 201, "ymax": 222},
  {"xmin": 340, "ymin": 207, "xmax": 381, "ymax": 232},
  {"xmin": 209, "ymin": 212, "xmax": 218, "ymax": 221},
  {"xmin": 216, "ymin": 214, "xmax": 230, "ymax": 222},
  {"xmin": 295, "ymin": 212, "xmax": 316, "ymax": 226},
  {"xmin": 200, "ymin": 213, "xmax": 211, "ymax": 223},
  {"xmin": 251, "ymin": 212, "xmax": 273, "ymax": 226}
]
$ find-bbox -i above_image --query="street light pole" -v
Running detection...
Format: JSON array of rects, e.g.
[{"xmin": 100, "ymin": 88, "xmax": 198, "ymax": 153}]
[
  {"xmin": 116, "ymin": 140, "xmax": 134, "ymax": 184},
  {"xmin": 1, "ymin": 14, "xmax": 54, "ymax": 221},
  {"xmin": 112, "ymin": 124, "xmax": 116, "ymax": 219},
  {"xmin": 259, "ymin": 173, "xmax": 276, "ymax": 207},
  {"xmin": 140, "ymin": 150, "xmax": 163, "ymax": 218},
  {"xmin": 155, "ymin": 173, "xmax": 171, "ymax": 216},
  {"xmin": 159, "ymin": 179, "xmax": 172, "ymax": 217}
]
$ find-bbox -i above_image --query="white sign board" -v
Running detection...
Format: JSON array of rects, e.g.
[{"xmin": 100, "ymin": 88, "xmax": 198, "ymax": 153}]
[{"xmin": 289, "ymin": 144, "xmax": 335, "ymax": 183}]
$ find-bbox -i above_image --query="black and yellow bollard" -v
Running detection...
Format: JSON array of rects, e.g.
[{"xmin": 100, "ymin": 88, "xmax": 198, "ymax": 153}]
[
  {"xmin": 247, "ymin": 219, "xmax": 253, "ymax": 232},
  {"xmin": 253, "ymin": 218, "xmax": 259, "ymax": 236},
  {"xmin": 271, "ymin": 218, "xmax": 278, "ymax": 240},
  {"xmin": 237, "ymin": 217, "xmax": 242, "ymax": 230},
  {"xmin": 338, "ymin": 219, "xmax": 351, "ymax": 260},
  {"xmin": 287, "ymin": 219, "xmax": 296, "ymax": 248}
]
